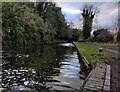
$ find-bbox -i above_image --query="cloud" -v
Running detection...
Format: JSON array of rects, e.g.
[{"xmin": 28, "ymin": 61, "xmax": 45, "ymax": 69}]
[
  {"xmin": 62, "ymin": 8, "xmax": 82, "ymax": 14},
  {"xmin": 53, "ymin": 0, "xmax": 119, "ymax": 2},
  {"xmin": 95, "ymin": 2, "xmax": 118, "ymax": 28},
  {"xmin": 55, "ymin": 2, "xmax": 118, "ymax": 29}
]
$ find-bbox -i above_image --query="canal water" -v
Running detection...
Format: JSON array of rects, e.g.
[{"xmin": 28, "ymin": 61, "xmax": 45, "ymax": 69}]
[{"xmin": 2, "ymin": 43, "xmax": 88, "ymax": 92}]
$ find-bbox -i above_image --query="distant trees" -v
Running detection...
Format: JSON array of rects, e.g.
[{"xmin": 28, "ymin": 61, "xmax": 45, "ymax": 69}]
[
  {"xmin": 93, "ymin": 29, "xmax": 114, "ymax": 42},
  {"xmin": 71, "ymin": 29, "xmax": 81, "ymax": 41},
  {"xmin": 81, "ymin": 4, "xmax": 99, "ymax": 40}
]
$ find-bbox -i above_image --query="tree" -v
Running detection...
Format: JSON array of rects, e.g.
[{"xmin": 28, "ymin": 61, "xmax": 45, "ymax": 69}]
[
  {"xmin": 72, "ymin": 29, "xmax": 80, "ymax": 41},
  {"xmin": 81, "ymin": 4, "xmax": 99, "ymax": 40},
  {"xmin": 36, "ymin": 2, "xmax": 50, "ymax": 22},
  {"xmin": 2, "ymin": 2, "xmax": 70, "ymax": 44},
  {"xmin": 36, "ymin": 2, "xmax": 68, "ymax": 39},
  {"xmin": 93, "ymin": 29, "xmax": 114, "ymax": 42},
  {"xmin": 2, "ymin": 2, "xmax": 53, "ymax": 44}
]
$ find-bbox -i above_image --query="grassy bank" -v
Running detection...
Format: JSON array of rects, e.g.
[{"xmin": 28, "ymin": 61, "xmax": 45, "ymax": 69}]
[
  {"xmin": 90, "ymin": 42, "xmax": 118, "ymax": 51},
  {"xmin": 74, "ymin": 42, "xmax": 116, "ymax": 67}
]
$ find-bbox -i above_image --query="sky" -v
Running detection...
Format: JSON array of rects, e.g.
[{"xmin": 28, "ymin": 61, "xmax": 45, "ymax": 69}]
[{"xmin": 54, "ymin": 1, "xmax": 119, "ymax": 30}]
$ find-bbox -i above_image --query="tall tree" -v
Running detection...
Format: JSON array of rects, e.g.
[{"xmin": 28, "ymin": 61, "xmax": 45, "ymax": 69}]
[
  {"xmin": 81, "ymin": 4, "xmax": 99, "ymax": 40},
  {"xmin": 36, "ymin": 2, "xmax": 68, "ymax": 39}
]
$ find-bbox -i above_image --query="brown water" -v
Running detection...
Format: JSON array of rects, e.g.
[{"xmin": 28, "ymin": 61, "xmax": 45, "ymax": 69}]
[{"xmin": 2, "ymin": 43, "xmax": 87, "ymax": 92}]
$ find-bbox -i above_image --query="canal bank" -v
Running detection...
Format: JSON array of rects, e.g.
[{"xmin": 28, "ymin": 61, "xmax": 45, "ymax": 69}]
[{"xmin": 73, "ymin": 42, "xmax": 110, "ymax": 92}]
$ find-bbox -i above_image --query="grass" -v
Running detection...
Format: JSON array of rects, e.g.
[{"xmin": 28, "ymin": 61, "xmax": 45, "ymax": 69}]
[
  {"xmin": 90, "ymin": 42, "xmax": 118, "ymax": 51},
  {"xmin": 74, "ymin": 42, "xmax": 117, "ymax": 67}
]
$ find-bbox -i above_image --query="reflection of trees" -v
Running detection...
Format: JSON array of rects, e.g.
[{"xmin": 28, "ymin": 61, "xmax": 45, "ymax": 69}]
[
  {"xmin": 2, "ymin": 44, "xmax": 58, "ymax": 91},
  {"xmin": 2, "ymin": 43, "xmax": 88, "ymax": 91},
  {"xmin": 2, "ymin": 43, "xmax": 73, "ymax": 91}
]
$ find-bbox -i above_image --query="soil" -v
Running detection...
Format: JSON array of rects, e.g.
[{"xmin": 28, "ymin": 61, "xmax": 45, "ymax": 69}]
[{"xmin": 109, "ymin": 58, "xmax": 119, "ymax": 92}]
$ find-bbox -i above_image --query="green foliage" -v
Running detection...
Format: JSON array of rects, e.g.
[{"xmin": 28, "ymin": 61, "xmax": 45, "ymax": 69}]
[
  {"xmin": 63, "ymin": 28, "xmax": 73, "ymax": 40},
  {"xmin": 82, "ymin": 26, "xmax": 91, "ymax": 40},
  {"xmin": 2, "ymin": 2, "xmax": 79, "ymax": 44},
  {"xmin": 2, "ymin": 2, "xmax": 53, "ymax": 44},
  {"xmin": 36, "ymin": 2, "xmax": 68, "ymax": 39}
]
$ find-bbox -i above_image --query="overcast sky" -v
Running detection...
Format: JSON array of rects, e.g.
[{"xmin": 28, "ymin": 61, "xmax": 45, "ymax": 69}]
[{"xmin": 54, "ymin": 1, "xmax": 119, "ymax": 30}]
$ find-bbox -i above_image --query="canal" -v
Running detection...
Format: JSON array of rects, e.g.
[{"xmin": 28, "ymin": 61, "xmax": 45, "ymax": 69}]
[{"xmin": 2, "ymin": 43, "xmax": 88, "ymax": 92}]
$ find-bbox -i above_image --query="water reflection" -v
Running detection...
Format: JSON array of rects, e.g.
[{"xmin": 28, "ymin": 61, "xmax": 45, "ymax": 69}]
[
  {"xmin": 59, "ymin": 53, "xmax": 80, "ymax": 78},
  {"xmin": 48, "ymin": 50, "xmax": 85, "ymax": 91},
  {"xmin": 2, "ymin": 43, "xmax": 87, "ymax": 91}
]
